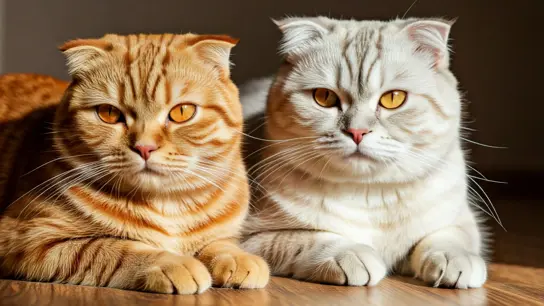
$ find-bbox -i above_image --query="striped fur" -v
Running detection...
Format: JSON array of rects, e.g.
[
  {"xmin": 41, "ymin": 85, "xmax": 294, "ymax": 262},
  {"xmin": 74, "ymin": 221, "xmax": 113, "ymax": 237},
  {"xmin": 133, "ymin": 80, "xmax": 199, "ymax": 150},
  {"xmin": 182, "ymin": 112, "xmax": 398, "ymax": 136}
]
[
  {"xmin": 241, "ymin": 17, "xmax": 487, "ymax": 289},
  {"xmin": 0, "ymin": 33, "xmax": 268, "ymax": 294}
]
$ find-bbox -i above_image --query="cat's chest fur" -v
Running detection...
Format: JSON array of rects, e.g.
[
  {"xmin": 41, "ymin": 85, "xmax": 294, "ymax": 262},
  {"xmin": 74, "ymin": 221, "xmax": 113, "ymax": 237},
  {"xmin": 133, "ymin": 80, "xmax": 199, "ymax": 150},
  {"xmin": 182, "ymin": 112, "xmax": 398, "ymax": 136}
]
[
  {"xmin": 64, "ymin": 187, "xmax": 245, "ymax": 256},
  {"xmin": 267, "ymin": 170, "xmax": 468, "ymax": 267}
]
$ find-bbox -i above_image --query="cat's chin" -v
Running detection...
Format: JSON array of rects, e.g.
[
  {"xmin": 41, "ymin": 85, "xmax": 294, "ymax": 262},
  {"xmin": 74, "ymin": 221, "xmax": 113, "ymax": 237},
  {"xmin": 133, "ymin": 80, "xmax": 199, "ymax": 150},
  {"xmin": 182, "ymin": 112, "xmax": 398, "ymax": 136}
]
[
  {"xmin": 121, "ymin": 168, "xmax": 172, "ymax": 191},
  {"xmin": 346, "ymin": 151, "xmax": 376, "ymax": 162}
]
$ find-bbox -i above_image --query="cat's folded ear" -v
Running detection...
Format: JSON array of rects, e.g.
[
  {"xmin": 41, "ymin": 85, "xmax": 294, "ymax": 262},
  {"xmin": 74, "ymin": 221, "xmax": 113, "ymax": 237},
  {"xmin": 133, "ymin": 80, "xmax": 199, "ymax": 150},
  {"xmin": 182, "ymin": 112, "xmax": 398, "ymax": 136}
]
[
  {"xmin": 59, "ymin": 39, "xmax": 113, "ymax": 77},
  {"xmin": 273, "ymin": 17, "xmax": 330, "ymax": 58},
  {"xmin": 402, "ymin": 18, "xmax": 456, "ymax": 69},
  {"xmin": 188, "ymin": 35, "xmax": 239, "ymax": 76}
]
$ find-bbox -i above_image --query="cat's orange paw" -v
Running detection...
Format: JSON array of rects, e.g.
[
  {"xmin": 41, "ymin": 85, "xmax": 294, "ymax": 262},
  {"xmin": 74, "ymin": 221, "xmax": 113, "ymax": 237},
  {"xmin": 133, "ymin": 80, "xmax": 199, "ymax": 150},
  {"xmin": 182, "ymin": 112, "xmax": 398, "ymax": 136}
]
[
  {"xmin": 209, "ymin": 253, "xmax": 269, "ymax": 289},
  {"xmin": 138, "ymin": 254, "xmax": 211, "ymax": 294}
]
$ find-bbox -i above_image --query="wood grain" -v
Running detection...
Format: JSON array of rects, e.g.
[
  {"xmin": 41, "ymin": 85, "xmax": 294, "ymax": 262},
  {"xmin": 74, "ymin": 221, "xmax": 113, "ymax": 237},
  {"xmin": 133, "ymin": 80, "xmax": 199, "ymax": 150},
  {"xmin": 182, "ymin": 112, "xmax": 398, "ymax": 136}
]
[{"xmin": 1, "ymin": 264, "xmax": 542, "ymax": 306}]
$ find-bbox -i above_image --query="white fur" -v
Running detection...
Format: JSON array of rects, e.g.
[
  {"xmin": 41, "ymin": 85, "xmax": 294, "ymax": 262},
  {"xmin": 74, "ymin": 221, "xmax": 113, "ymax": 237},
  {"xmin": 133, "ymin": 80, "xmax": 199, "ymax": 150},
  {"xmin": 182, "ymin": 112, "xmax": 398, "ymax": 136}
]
[{"xmin": 240, "ymin": 17, "xmax": 488, "ymax": 289}]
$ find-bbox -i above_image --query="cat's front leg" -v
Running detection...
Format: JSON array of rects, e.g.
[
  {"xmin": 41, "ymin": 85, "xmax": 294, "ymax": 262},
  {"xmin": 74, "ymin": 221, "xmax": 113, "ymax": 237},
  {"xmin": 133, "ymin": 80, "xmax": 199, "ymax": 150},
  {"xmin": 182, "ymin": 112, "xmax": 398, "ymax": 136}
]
[
  {"xmin": 0, "ymin": 220, "xmax": 211, "ymax": 294},
  {"xmin": 197, "ymin": 239, "xmax": 270, "ymax": 289},
  {"xmin": 409, "ymin": 226, "xmax": 487, "ymax": 289},
  {"xmin": 242, "ymin": 231, "xmax": 387, "ymax": 286}
]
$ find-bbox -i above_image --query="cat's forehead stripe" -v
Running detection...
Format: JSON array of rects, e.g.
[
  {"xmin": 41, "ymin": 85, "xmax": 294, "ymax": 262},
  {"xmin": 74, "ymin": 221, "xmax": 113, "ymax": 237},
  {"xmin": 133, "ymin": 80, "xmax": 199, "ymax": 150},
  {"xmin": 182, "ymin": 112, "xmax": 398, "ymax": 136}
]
[{"xmin": 119, "ymin": 34, "xmax": 178, "ymax": 107}]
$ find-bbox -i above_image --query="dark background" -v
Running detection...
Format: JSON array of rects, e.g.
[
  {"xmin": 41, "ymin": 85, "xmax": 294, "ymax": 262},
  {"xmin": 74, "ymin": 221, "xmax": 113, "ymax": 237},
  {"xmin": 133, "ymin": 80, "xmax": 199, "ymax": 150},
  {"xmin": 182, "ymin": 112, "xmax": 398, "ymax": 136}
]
[{"xmin": 0, "ymin": 0, "xmax": 542, "ymax": 266}]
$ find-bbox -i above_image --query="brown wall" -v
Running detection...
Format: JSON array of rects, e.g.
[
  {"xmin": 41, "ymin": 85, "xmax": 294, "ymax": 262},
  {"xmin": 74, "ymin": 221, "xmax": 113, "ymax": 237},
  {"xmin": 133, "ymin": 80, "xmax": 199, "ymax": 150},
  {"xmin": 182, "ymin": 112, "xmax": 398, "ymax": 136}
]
[{"xmin": 1, "ymin": 0, "xmax": 542, "ymax": 174}]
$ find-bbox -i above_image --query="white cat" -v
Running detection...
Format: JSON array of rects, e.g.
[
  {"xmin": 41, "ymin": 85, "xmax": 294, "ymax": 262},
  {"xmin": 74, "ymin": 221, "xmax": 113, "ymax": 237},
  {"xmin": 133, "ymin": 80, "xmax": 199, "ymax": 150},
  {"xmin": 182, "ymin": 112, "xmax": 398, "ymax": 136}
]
[{"xmin": 240, "ymin": 17, "xmax": 488, "ymax": 289}]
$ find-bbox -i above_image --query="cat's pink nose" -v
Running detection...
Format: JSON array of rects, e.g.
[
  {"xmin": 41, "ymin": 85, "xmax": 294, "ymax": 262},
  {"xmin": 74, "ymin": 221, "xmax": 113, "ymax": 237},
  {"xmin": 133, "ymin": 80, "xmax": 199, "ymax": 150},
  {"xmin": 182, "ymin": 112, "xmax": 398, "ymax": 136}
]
[
  {"xmin": 345, "ymin": 128, "xmax": 370, "ymax": 145},
  {"xmin": 134, "ymin": 144, "xmax": 158, "ymax": 161}
]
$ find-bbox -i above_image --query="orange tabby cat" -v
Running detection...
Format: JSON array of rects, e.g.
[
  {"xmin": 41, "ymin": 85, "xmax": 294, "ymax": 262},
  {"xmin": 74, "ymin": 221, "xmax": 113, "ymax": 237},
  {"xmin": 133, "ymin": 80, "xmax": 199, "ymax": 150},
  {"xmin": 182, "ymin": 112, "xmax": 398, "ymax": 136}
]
[{"xmin": 0, "ymin": 33, "xmax": 269, "ymax": 294}]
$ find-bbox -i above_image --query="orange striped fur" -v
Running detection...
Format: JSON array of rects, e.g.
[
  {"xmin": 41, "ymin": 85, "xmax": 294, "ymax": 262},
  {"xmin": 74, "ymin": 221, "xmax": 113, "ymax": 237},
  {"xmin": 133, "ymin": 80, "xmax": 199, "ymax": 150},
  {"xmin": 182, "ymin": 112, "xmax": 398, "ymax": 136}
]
[{"xmin": 0, "ymin": 33, "xmax": 269, "ymax": 294}]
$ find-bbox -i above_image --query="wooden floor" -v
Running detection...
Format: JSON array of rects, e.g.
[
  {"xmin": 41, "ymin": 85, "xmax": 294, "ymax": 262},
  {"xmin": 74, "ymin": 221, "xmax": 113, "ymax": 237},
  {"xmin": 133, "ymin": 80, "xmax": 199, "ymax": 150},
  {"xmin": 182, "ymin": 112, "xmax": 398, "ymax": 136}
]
[{"xmin": 0, "ymin": 264, "xmax": 542, "ymax": 306}]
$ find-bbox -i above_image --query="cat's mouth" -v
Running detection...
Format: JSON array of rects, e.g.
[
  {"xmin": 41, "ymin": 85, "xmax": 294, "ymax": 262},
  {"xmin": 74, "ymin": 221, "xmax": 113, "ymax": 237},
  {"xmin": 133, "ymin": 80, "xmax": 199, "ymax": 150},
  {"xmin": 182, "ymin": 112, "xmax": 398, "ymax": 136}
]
[
  {"xmin": 347, "ymin": 149, "xmax": 377, "ymax": 161},
  {"xmin": 138, "ymin": 165, "xmax": 166, "ymax": 176}
]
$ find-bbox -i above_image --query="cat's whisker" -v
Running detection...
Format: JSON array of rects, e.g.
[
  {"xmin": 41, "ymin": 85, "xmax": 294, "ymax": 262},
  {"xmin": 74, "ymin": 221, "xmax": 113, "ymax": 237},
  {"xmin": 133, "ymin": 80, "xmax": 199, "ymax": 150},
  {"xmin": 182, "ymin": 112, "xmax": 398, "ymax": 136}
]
[
  {"xmin": 460, "ymin": 137, "xmax": 508, "ymax": 149},
  {"xmin": 8, "ymin": 161, "xmax": 102, "ymax": 209},
  {"xmin": 20, "ymin": 154, "xmax": 96, "ymax": 177},
  {"xmin": 233, "ymin": 127, "xmax": 320, "ymax": 143},
  {"xmin": 257, "ymin": 149, "xmax": 322, "ymax": 183},
  {"xmin": 248, "ymin": 143, "xmax": 317, "ymax": 173},
  {"xmin": 17, "ymin": 164, "xmax": 108, "ymax": 219},
  {"xmin": 275, "ymin": 152, "xmax": 324, "ymax": 187},
  {"xmin": 401, "ymin": 0, "xmax": 419, "ymax": 19},
  {"xmin": 468, "ymin": 175, "xmax": 507, "ymax": 184},
  {"xmin": 410, "ymin": 146, "xmax": 504, "ymax": 183},
  {"xmin": 197, "ymin": 159, "xmax": 266, "ymax": 186},
  {"xmin": 47, "ymin": 166, "xmax": 110, "ymax": 204},
  {"xmin": 176, "ymin": 167, "xmax": 226, "ymax": 192},
  {"xmin": 464, "ymin": 163, "xmax": 490, "ymax": 181},
  {"xmin": 404, "ymin": 149, "xmax": 504, "ymax": 229},
  {"xmin": 467, "ymin": 176, "xmax": 505, "ymax": 230},
  {"xmin": 194, "ymin": 162, "xmax": 269, "ymax": 196},
  {"xmin": 251, "ymin": 147, "xmax": 317, "ymax": 182},
  {"xmin": 466, "ymin": 187, "xmax": 503, "ymax": 227},
  {"xmin": 245, "ymin": 123, "xmax": 267, "ymax": 136},
  {"xmin": 93, "ymin": 170, "xmax": 122, "ymax": 198}
]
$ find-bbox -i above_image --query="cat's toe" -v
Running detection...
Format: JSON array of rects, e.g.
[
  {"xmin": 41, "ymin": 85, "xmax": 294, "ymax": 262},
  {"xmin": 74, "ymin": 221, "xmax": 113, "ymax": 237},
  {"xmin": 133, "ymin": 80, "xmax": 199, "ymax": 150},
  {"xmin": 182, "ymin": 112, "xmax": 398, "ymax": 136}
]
[
  {"xmin": 336, "ymin": 244, "xmax": 387, "ymax": 286},
  {"xmin": 210, "ymin": 253, "xmax": 270, "ymax": 289},
  {"xmin": 420, "ymin": 251, "xmax": 486, "ymax": 289},
  {"xmin": 139, "ymin": 254, "xmax": 211, "ymax": 294}
]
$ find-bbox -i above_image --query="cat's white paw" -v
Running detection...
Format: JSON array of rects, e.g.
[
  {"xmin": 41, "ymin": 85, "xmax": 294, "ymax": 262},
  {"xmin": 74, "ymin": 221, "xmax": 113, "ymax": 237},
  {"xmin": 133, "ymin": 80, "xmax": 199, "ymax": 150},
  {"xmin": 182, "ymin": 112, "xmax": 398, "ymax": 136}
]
[
  {"xmin": 419, "ymin": 251, "xmax": 487, "ymax": 289},
  {"xmin": 335, "ymin": 244, "xmax": 387, "ymax": 286},
  {"xmin": 302, "ymin": 244, "xmax": 386, "ymax": 286}
]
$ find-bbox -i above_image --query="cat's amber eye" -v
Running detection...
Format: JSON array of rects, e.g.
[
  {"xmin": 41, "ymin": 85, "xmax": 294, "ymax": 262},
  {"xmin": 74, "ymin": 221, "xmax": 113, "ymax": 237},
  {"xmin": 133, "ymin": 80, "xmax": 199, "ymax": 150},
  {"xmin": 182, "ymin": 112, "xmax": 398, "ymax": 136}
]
[
  {"xmin": 379, "ymin": 90, "xmax": 407, "ymax": 109},
  {"xmin": 97, "ymin": 104, "xmax": 122, "ymax": 124},
  {"xmin": 169, "ymin": 104, "xmax": 197, "ymax": 123},
  {"xmin": 313, "ymin": 88, "xmax": 339, "ymax": 108}
]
